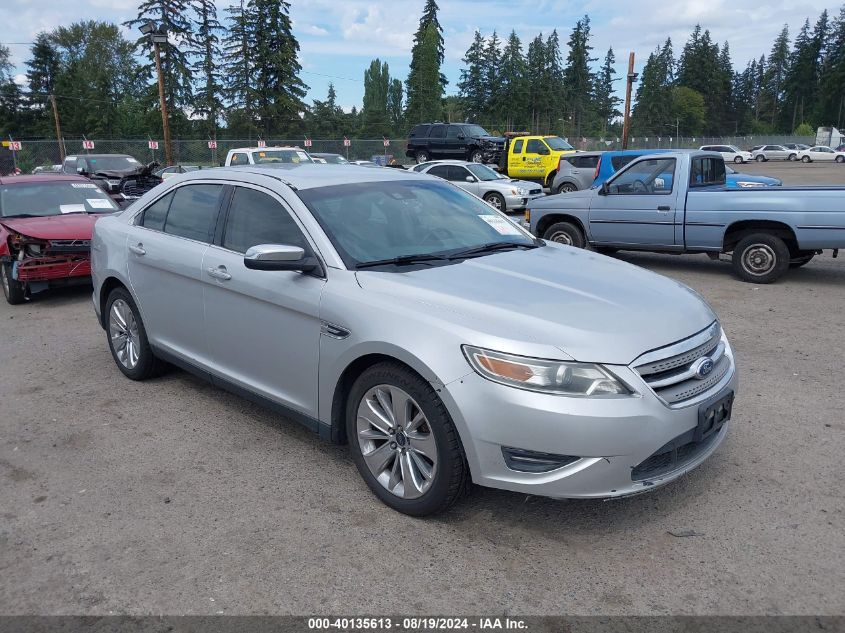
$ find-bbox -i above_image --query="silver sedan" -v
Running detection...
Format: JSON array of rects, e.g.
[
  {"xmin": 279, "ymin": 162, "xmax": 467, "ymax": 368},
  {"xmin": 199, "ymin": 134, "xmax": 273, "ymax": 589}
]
[
  {"xmin": 412, "ymin": 160, "xmax": 544, "ymax": 211},
  {"xmin": 91, "ymin": 165, "xmax": 735, "ymax": 516}
]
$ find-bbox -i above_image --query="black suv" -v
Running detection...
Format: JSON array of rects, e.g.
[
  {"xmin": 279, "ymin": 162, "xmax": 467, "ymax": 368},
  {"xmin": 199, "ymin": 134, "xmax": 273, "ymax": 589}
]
[
  {"xmin": 406, "ymin": 123, "xmax": 504, "ymax": 164},
  {"xmin": 62, "ymin": 154, "xmax": 162, "ymax": 206}
]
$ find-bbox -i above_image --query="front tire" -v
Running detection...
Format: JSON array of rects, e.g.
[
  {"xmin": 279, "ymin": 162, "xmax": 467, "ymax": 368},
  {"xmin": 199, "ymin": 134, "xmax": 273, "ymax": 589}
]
[
  {"xmin": 801, "ymin": 155, "xmax": 811, "ymax": 163},
  {"xmin": 483, "ymin": 191, "xmax": 506, "ymax": 212},
  {"xmin": 1, "ymin": 262, "xmax": 25, "ymax": 305},
  {"xmin": 755, "ymin": 155, "xmax": 765, "ymax": 162},
  {"xmin": 555, "ymin": 182, "xmax": 578, "ymax": 194},
  {"xmin": 789, "ymin": 153, "xmax": 798, "ymax": 161},
  {"xmin": 836, "ymin": 156, "xmax": 844, "ymax": 163},
  {"xmin": 731, "ymin": 233, "xmax": 790, "ymax": 284},
  {"xmin": 105, "ymin": 287, "xmax": 166, "ymax": 380},
  {"xmin": 347, "ymin": 362, "xmax": 470, "ymax": 516},
  {"xmin": 733, "ymin": 156, "xmax": 743, "ymax": 164},
  {"xmin": 543, "ymin": 221, "xmax": 586, "ymax": 248},
  {"xmin": 468, "ymin": 148, "xmax": 483, "ymax": 163},
  {"xmin": 415, "ymin": 150, "xmax": 430, "ymax": 164}
]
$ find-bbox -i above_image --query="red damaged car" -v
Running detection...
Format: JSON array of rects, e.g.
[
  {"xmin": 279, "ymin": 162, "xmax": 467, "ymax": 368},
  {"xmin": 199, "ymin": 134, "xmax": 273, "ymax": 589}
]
[{"xmin": 1, "ymin": 174, "xmax": 120, "ymax": 304}]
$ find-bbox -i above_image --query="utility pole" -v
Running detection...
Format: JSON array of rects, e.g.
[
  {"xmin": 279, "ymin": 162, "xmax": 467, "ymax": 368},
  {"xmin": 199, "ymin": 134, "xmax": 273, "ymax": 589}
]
[
  {"xmin": 622, "ymin": 52, "xmax": 638, "ymax": 149},
  {"xmin": 49, "ymin": 94, "xmax": 65, "ymax": 161},
  {"xmin": 140, "ymin": 22, "xmax": 173, "ymax": 166}
]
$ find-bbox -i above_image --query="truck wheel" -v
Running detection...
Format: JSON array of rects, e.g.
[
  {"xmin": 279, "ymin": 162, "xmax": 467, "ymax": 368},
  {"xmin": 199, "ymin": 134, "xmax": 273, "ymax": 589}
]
[
  {"xmin": 801, "ymin": 155, "xmax": 810, "ymax": 163},
  {"xmin": 1, "ymin": 262, "xmax": 26, "ymax": 305},
  {"xmin": 468, "ymin": 148, "xmax": 483, "ymax": 163},
  {"xmin": 543, "ymin": 222, "xmax": 585, "ymax": 248},
  {"xmin": 483, "ymin": 192, "xmax": 506, "ymax": 211},
  {"xmin": 732, "ymin": 233, "xmax": 790, "ymax": 283},
  {"xmin": 415, "ymin": 150, "xmax": 430, "ymax": 164},
  {"xmin": 789, "ymin": 253, "xmax": 815, "ymax": 268},
  {"xmin": 555, "ymin": 183, "xmax": 578, "ymax": 194},
  {"xmin": 347, "ymin": 362, "xmax": 470, "ymax": 516}
]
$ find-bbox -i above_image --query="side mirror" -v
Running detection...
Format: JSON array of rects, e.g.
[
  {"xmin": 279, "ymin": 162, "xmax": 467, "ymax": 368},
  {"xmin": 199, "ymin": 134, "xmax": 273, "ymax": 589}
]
[
  {"xmin": 465, "ymin": 176, "xmax": 476, "ymax": 183},
  {"xmin": 599, "ymin": 182, "xmax": 609, "ymax": 195},
  {"xmin": 77, "ymin": 166, "xmax": 88, "ymax": 175},
  {"xmin": 243, "ymin": 244, "xmax": 320, "ymax": 273},
  {"xmin": 457, "ymin": 134, "xmax": 466, "ymax": 140}
]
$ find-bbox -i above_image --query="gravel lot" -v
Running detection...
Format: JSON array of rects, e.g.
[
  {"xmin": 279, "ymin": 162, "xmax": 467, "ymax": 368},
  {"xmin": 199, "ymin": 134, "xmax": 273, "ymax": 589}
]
[{"xmin": 1, "ymin": 165, "xmax": 844, "ymax": 616}]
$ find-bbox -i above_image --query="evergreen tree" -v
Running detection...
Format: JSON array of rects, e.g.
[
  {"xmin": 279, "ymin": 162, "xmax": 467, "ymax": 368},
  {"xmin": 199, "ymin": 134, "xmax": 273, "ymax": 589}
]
[
  {"xmin": 458, "ymin": 31, "xmax": 487, "ymax": 122},
  {"xmin": 761, "ymin": 25, "xmax": 790, "ymax": 127},
  {"xmin": 525, "ymin": 34, "xmax": 546, "ymax": 131},
  {"xmin": 361, "ymin": 59, "xmax": 390, "ymax": 137},
  {"xmin": 387, "ymin": 79, "xmax": 404, "ymax": 136},
  {"xmin": 631, "ymin": 39, "xmax": 674, "ymax": 136},
  {"xmin": 782, "ymin": 11, "xmax": 829, "ymax": 130},
  {"xmin": 482, "ymin": 31, "xmax": 502, "ymax": 126},
  {"xmin": 562, "ymin": 18, "xmax": 594, "ymax": 139},
  {"xmin": 124, "ymin": 0, "xmax": 195, "ymax": 136},
  {"xmin": 593, "ymin": 47, "xmax": 621, "ymax": 135},
  {"xmin": 405, "ymin": 1, "xmax": 445, "ymax": 124},
  {"xmin": 24, "ymin": 33, "xmax": 61, "ymax": 136},
  {"xmin": 188, "ymin": 0, "xmax": 224, "ymax": 138},
  {"xmin": 222, "ymin": 0, "xmax": 256, "ymax": 136},
  {"xmin": 0, "ymin": 44, "xmax": 26, "ymax": 138},
  {"xmin": 816, "ymin": 5, "xmax": 845, "ymax": 127},
  {"xmin": 307, "ymin": 83, "xmax": 345, "ymax": 137},
  {"xmin": 495, "ymin": 31, "xmax": 528, "ymax": 131}
]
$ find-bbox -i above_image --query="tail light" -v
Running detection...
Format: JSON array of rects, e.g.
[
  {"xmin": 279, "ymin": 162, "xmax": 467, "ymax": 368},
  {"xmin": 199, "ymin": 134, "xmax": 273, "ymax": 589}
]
[{"xmin": 557, "ymin": 156, "xmax": 563, "ymax": 172}]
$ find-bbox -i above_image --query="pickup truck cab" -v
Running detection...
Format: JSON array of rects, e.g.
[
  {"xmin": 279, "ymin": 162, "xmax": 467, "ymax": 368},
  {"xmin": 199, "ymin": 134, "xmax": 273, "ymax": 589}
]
[
  {"xmin": 526, "ymin": 150, "xmax": 845, "ymax": 283},
  {"xmin": 224, "ymin": 146, "xmax": 314, "ymax": 166},
  {"xmin": 498, "ymin": 135, "xmax": 576, "ymax": 187}
]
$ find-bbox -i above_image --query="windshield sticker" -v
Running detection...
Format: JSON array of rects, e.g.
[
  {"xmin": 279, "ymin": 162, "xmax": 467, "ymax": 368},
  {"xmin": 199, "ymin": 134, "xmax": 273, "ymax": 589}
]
[
  {"xmin": 87, "ymin": 198, "xmax": 114, "ymax": 209},
  {"xmin": 127, "ymin": 157, "xmax": 140, "ymax": 163},
  {"xmin": 479, "ymin": 214, "xmax": 521, "ymax": 236},
  {"xmin": 71, "ymin": 183, "xmax": 97, "ymax": 188},
  {"xmin": 258, "ymin": 152, "xmax": 266, "ymax": 158},
  {"xmin": 297, "ymin": 151, "xmax": 309, "ymax": 160},
  {"xmin": 59, "ymin": 204, "xmax": 86, "ymax": 214}
]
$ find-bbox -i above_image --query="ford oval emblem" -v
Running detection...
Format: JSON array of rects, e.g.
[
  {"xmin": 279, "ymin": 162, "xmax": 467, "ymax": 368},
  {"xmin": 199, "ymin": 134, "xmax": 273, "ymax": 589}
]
[{"xmin": 693, "ymin": 357, "xmax": 715, "ymax": 380}]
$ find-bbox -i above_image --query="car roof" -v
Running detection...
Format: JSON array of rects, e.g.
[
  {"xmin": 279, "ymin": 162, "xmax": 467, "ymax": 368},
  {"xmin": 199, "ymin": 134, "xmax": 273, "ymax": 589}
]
[
  {"xmin": 175, "ymin": 164, "xmax": 431, "ymax": 190},
  {"xmin": 228, "ymin": 146, "xmax": 304, "ymax": 152},
  {"xmin": 419, "ymin": 160, "xmax": 479, "ymax": 166},
  {"xmin": 66, "ymin": 153, "xmax": 134, "ymax": 159},
  {"xmin": 0, "ymin": 173, "xmax": 91, "ymax": 185}
]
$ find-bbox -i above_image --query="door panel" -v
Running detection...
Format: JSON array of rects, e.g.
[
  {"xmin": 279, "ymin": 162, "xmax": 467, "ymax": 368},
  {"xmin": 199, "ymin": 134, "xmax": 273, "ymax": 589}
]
[
  {"xmin": 508, "ymin": 139, "xmax": 525, "ymax": 177},
  {"xmin": 202, "ymin": 186, "xmax": 325, "ymax": 415},
  {"xmin": 588, "ymin": 157, "xmax": 681, "ymax": 247},
  {"xmin": 521, "ymin": 139, "xmax": 549, "ymax": 180}
]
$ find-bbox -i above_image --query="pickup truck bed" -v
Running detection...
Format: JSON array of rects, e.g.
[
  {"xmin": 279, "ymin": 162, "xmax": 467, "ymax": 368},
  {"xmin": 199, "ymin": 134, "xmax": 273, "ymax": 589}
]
[{"xmin": 526, "ymin": 151, "xmax": 845, "ymax": 283}]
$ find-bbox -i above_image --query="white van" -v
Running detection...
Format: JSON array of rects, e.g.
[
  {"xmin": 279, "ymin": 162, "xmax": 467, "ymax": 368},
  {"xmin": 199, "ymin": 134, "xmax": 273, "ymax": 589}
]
[{"xmin": 224, "ymin": 146, "xmax": 314, "ymax": 166}]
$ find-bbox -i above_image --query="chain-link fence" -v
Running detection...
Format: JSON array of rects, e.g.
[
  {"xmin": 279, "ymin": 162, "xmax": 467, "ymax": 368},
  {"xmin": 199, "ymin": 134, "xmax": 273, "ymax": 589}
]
[{"xmin": 2, "ymin": 135, "xmax": 820, "ymax": 174}]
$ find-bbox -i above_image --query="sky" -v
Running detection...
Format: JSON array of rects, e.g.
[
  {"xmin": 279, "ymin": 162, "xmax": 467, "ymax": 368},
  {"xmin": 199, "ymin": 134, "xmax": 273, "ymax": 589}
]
[{"xmin": 0, "ymin": 0, "xmax": 839, "ymax": 112}]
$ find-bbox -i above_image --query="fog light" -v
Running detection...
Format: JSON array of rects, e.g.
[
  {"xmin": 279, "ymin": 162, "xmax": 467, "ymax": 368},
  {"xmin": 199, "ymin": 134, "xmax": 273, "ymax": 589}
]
[{"xmin": 502, "ymin": 447, "xmax": 579, "ymax": 473}]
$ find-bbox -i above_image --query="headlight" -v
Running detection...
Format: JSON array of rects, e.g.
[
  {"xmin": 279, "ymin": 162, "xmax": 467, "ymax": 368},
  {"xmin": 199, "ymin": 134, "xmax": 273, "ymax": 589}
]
[
  {"xmin": 107, "ymin": 179, "xmax": 121, "ymax": 189},
  {"xmin": 462, "ymin": 345, "xmax": 631, "ymax": 396},
  {"xmin": 511, "ymin": 187, "xmax": 529, "ymax": 196}
]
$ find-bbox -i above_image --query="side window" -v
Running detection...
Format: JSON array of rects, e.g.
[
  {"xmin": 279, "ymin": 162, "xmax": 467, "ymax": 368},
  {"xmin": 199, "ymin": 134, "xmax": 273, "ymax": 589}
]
[
  {"xmin": 610, "ymin": 155, "xmax": 636, "ymax": 171},
  {"xmin": 139, "ymin": 192, "xmax": 174, "ymax": 231},
  {"xmin": 163, "ymin": 184, "xmax": 223, "ymax": 242},
  {"xmin": 229, "ymin": 153, "xmax": 248, "ymax": 166},
  {"xmin": 427, "ymin": 165, "xmax": 451, "ymax": 179},
  {"xmin": 429, "ymin": 125, "xmax": 446, "ymax": 139},
  {"xmin": 690, "ymin": 157, "xmax": 725, "ymax": 187},
  {"xmin": 63, "ymin": 158, "xmax": 77, "ymax": 173},
  {"xmin": 410, "ymin": 124, "xmax": 430, "ymax": 138},
  {"xmin": 448, "ymin": 166, "xmax": 470, "ymax": 181},
  {"xmin": 222, "ymin": 187, "xmax": 307, "ymax": 254},
  {"xmin": 607, "ymin": 158, "xmax": 676, "ymax": 195},
  {"xmin": 582, "ymin": 155, "xmax": 600, "ymax": 169},
  {"xmin": 525, "ymin": 139, "xmax": 546, "ymax": 154},
  {"xmin": 512, "ymin": 139, "xmax": 524, "ymax": 154},
  {"xmin": 446, "ymin": 125, "xmax": 461, "ymax": 139}
]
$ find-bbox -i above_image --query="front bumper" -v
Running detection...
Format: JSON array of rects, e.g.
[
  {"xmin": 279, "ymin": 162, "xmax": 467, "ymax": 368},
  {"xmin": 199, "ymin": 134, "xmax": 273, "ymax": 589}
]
[
  {"xmin": 504, "ymin": 192, "xmax": 545, "ymax": 211},
  {"xmin": 440, "ymin": 357, "xmax": 737, "ymax": 499},
  {"xmin": 13, "ymin": 256, "xmax": 91, "ymax": 283}
]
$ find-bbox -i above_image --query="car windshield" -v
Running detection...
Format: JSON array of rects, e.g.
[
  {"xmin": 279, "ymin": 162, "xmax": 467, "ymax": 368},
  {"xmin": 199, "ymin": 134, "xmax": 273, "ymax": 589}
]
[
  {"xmin": 252, "ymin": 150, "xmax": 314, "ymax": 164},
  {"xmin": 0, "ymin": 181, "xmax": 119, "ymax": 217},
  {"xmin": 464, "ymin": 125, "xmax": 489, "ymax": 137},
  {"xmin": 86, "ymin": 156, "xmax": 140, "ymax": 171},
  {"xmin": 544, "ymin": 137, "xmax": 574, "ymax": 151},
  {"xmin": 298, "ymin": 180, "xmax": 534, "ymax": 268},
  {"xmin": 466, "ymin": 164, "xmax": 506, "ymax": 181},
  {"xmin": 727, "ymin": 146, "xmax": 742, "ymax": 152},
  {"xmin": 321, "ymin": 154, "xmax": 348, "ymax": 164}
]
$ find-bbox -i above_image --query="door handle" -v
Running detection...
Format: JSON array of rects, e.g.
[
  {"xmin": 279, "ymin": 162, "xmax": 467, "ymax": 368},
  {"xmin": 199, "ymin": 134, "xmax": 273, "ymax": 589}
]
[
  {"xmin": 206, "ymin": 266, "xmax": 232, "ymax": 281},
  {"xmin": 657, "ymin": 205, "xmax": 671, "ymax": 211},
  {"xmin": 128, "ymin": 243, "xmax": 146, "ymax": 256}
]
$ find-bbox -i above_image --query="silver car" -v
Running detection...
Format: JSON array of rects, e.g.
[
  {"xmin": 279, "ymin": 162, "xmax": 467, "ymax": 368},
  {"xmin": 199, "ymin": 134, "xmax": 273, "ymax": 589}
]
[
  {"xmin": 751, "ymin": 144, "xmax": 790, "ymax": 161},
  {"xmin": 91, "ymin": 165, "xmax": 737, "ymax": 516},
  {"xmin": 551, "ymin": 152, "xmax": 602, "ymax": 194},
  {"xmin": 412, "ymin": 160, "xmax": 543, "ymax": 211}
]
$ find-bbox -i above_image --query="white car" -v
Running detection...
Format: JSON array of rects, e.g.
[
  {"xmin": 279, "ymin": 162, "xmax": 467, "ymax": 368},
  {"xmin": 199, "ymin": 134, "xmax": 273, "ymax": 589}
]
[
  {"xmin": 224, "ymin": 146, "xmax": 314, "ymax": 166},
  {"xmin": 413, "ymin": 160, "xmax": 544, "ymax": 211},
  {"xmin": 796, "ymin": 146, "xmax": 845, "ymax": 163},
  {"xmin": 699, "ymin": 145, "xmax": 753, "ymax": 164}
]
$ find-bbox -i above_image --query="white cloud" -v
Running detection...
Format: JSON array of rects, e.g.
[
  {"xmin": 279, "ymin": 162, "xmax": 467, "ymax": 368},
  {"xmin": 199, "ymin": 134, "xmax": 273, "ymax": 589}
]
[{"xmin": 301, "ymin": 24, "xmax": 329, "ymax": 37}]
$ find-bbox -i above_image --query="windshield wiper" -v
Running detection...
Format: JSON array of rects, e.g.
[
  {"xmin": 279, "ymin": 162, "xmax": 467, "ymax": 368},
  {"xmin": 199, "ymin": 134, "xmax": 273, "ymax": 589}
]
[
  {"xmin": 356, "ymin": 253, "xmax": 451, "ymax": 269},
  {"xmin": 448, "ymin": 240, "xmax": 541, "ymax": 260},
  {"xmin": 1, "ymin": 213, "xmax": 41, "ymax": 219}
]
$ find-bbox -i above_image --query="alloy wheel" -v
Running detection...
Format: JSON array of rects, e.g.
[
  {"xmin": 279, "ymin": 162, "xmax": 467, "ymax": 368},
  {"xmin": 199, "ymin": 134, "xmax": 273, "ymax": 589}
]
[
  {"xmin": 109, "ymin": 298, "xmax": 141, "ymax": 369},
  {"xmin": 356, "ymin": 385, "xmax": 437, "ymax": 499}
]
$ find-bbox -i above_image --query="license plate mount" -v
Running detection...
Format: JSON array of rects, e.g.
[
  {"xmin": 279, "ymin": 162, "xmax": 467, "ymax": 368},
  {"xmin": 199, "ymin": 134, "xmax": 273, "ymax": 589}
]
[{"xmin": 696, "ymin": 391, "xmax": 734, "ymax": 442}]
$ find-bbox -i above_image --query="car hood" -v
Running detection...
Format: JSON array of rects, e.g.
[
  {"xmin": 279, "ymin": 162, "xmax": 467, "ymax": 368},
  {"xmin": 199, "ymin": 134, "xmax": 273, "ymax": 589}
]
[
  {"xmin": 355, "ymin": 245, "xmax": 716, "ymax": 365},
  {"xmin": 477, "ymin": 135, "xmax": 505, "ymax": 145},
  {"xmin": 488, "ymin": 178, "xmax": 541, "ymax": 190},
  {"xmin": 90, "ymin": 162, "xmax": 159, "ymax": 179},
  {"xmin": 0, "ymin": 213, "xmax": 103, "ymax": 240},
  {"xmin": 531, "ymin": 189, "xmax": 594, "ymax": 207}
]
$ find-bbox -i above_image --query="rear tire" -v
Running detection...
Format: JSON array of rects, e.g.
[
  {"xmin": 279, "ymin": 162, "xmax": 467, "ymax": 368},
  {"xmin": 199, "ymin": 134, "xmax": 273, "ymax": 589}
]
[
  {"xmin": 836, "ymin": 156, "xmax": 844, "ymax": 163},
  {"xmin": 555, "ymin": 182, "xmax": 578, "ymax": 194},
  {"xmin": 105, "ymin": 287, "xmax": 166, "ymax": 380},
  {"xmin": 483, "ymin": 191, "xmax": 506, "ymax": 212},
  {"xmin": 415, "ymin": 150, "xmax": 430, "ymax": 164},
  {"xmin": 1, "ymin": 262, "xmax": 25, "ymax": 305},
  {"xmin": 347, "ymin": 362, "xmax": 470, "ymax": 516},
  {"xmin": 731, "ymin": 233, "xmax": 790, "ymax": 284},
  {"xmin": 543, "ymin": 221, "xmax": 586, "ymax": 248}
]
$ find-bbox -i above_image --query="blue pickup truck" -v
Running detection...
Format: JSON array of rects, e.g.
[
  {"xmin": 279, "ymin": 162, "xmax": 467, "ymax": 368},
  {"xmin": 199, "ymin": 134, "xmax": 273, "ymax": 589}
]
[{"xmin": 525, "ymin": 150, "xmax": 844, "ymax": 283}]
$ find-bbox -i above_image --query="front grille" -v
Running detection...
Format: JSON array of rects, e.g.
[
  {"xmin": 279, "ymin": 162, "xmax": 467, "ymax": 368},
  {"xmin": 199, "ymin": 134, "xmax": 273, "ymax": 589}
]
[
  {"xmin": 121, "ymin": 177, "xmax": 161, "ymax": 199},
  {"xmin": 631, "ymin": 425, "xmax": 722, "ymax": 481},
  {"xmin": 529, "ymin": 188, "xmax": 542, "ymax": 195},
  {"xmin": 633, "ymin": 323, "xmax": 729, "ymax": 406}
]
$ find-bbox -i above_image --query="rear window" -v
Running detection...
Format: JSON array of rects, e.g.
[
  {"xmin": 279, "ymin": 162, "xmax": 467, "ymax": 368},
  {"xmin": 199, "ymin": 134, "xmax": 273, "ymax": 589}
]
[
  {"xmin": 690, "ymin": 157, "xmax": 726, "ymax": 187},
  {"xmin": 610, "ymin": 155, "xmax": 637, "ymax": 171},
  {"xmin": 410, "ymin": 125, "xmax": 431, "ymax": 138}
]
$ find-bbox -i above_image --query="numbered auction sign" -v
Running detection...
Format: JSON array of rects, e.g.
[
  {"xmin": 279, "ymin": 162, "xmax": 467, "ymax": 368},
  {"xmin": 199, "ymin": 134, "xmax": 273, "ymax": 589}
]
[
  {"xmin": 82, "ymin": 140, "xmax": 95, "ymax": 150},
  {"xmin": 148, "ymin": 140, "xmax": 159, "ymax": 150},
  {"xmin": 304, "ymin": 138, "xmax": 312, "ymax": 147},
  {"xmin": 343, "ymin": 138, "xmax": 351, "ymax": 147},
  {"xmin": 9, "ymin": 141, "xmax": 22, "ymax": 151},
  {"xmin": 208, "ymin": 140, "xmax": 217, "ymax": 149},
  {"xmin": 257, "ymin": 140, "xmax": 266, "ymax": 148},
  {"xmin": 383, "ymin": 139, "xmax": 390, "ymax": 147}
]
